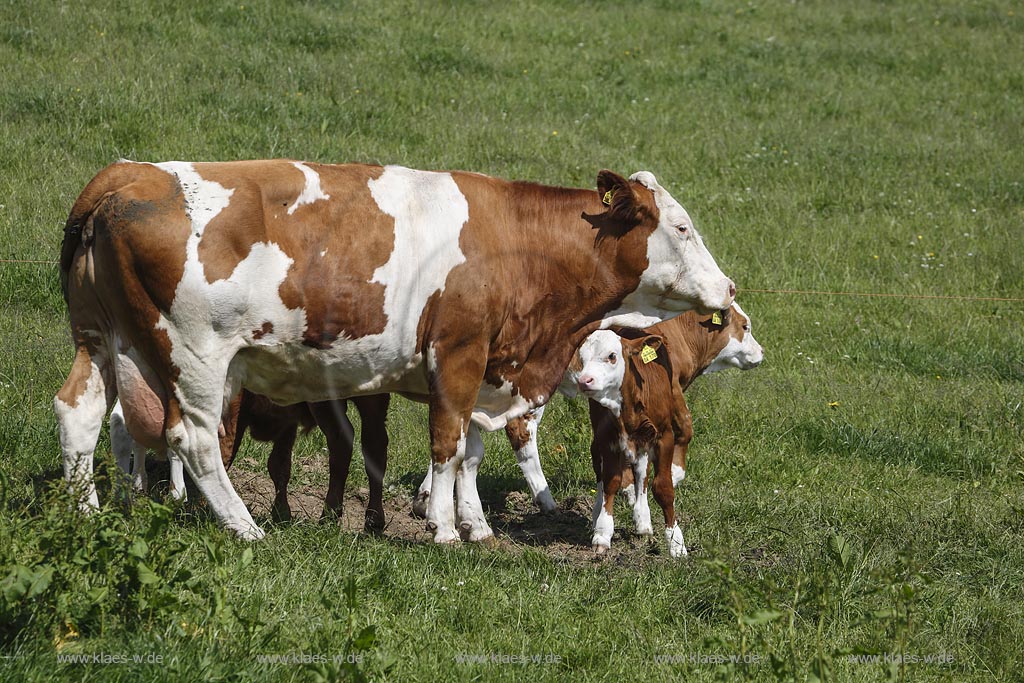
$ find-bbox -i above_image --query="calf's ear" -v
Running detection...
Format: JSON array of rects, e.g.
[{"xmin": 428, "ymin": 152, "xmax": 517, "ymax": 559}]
[
  {"xmin": 640, "ymin": 335, "xmax": 664, "ymax": 353},
  {"xmin": 596, "ymin": 170, "xmax": 643, "ymax": 225}
]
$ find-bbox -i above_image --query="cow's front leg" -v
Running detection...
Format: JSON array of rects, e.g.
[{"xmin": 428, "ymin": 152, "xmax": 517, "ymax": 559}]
[
  {"xmin": 424, "ymin": 423, "xmax": 465, "ymax": 544},
  {"xmin": 456, "ymin": 424, "xmax": 493, "ymax": 543},
  {"xmin": 424, "ymin": 344, "xmax": 487, "ymax": 545}
]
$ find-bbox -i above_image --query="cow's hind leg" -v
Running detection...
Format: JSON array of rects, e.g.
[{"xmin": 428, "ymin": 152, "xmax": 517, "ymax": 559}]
[
  {"xmin": 165, "ymin": 397, "xmax": 263, "ymax": 540},
  {"xmin": 55, "ymin": 346, "xmax": 114, "ymax": 511}
]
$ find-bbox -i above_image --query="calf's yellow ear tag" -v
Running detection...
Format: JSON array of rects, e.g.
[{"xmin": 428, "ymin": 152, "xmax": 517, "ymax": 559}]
[
  {"xmin": 640, "ymin": 345, "xmax": 658, "ymax": 364},
  {"xmin": 602, "ymin": 189, "xmax": 614, "ymax": 206},
  {"xmin": 711, "ymin": 311, "xmax": 724, "ymax": 325}
]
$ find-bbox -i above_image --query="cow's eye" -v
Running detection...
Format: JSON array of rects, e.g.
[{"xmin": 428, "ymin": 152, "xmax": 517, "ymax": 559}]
[
  {"xmin": 676, "ymin": 224, "xmax": 688, "ymax": 234},
  {"xmin": 743, "ymin": 324, "xmax": 750, "ymax": 331},
  {"xmin": 607, "ymin": 352, "xmax": 617, "ymax": 364}
]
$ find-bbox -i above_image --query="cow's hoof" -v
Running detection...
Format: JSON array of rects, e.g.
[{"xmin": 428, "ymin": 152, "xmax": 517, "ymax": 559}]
[
  {"xmin": 411, "ymin": 491, "xmax": 429, "ymax": 519},
  {"xmin": 476, "ymin": 535, "xmax": 500, "ymax": 549},
  {"xmin": 238, "ymin": 524, "xmax": 266, "ymax": 541},
  {"xmin": 592, "ymin": 544, "xmax": 609, "ymax": 555},
  {"xmin": 364, "ymin": 509, "xmax": 385, "ymax": 534},
  {"xmin": 271, "ymin": 503, "xmax": 292, "ymax": 524},
  {"xmin": 535, "ymin": 491, "xmax": 557, "ymax": 513}
]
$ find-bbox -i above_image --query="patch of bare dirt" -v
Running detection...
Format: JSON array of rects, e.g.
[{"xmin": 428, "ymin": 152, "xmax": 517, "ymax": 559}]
[{"xmin": 221, "ymin": 465, "xmax": 692, "ymax": 566}]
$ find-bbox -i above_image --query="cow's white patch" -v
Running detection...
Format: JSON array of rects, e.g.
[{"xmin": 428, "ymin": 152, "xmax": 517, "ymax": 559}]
[
  {"xmin": 320, "ymin": 249, "xmax": 328, "ymax": 257},
  {"xmin": 54, "ymin": 362, "xmax": 106, "ymax": 512},
  {"xmin": 288, "ymin": 162, "xmax": 331, "ymax": 215},
  {"xmin": 671, "ymin": 464, "xmax": 687, "ymax": 487}
]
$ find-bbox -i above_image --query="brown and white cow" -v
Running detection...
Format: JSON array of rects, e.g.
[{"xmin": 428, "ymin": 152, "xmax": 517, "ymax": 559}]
[{"xmin": 56, "ymin": 160, "xmax": 734, "ymax": 543}]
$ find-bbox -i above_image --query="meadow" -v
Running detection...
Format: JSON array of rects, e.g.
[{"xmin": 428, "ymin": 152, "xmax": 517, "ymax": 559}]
[{"xmin": 1, "ymin": 0, "xmax": 1022, "ymax": 680}]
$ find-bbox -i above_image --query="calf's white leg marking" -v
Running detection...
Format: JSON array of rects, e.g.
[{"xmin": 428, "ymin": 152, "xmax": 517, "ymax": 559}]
[
  {"xmin": 591, "ymin": 482, "xmax": 614, "ymax": 551},
  {"xmin": 665, "ymin": 522, "xmax": 688, "ymax": 558},
  {"xmin": 514, "ymin": 407, "xmax": 557, "ymax": 512},
  {"xmin": 631, "ymin": 453, "xmax": 653, "ymax": 535}
]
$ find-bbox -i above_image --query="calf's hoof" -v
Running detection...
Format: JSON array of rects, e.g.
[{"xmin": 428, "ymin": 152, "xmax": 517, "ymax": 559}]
[
  {"xmin": 592, "ymin": 544, "xmax": 609, "ymax": 555},
  {"xmin": 364, "ymin": 509, "xmax": 385, "ymax": 534}
]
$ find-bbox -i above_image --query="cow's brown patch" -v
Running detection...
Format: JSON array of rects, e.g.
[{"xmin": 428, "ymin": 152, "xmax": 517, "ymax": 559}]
[{"xmin": 252, "ymin": 321, "xmax": 274, "ymax": 340}]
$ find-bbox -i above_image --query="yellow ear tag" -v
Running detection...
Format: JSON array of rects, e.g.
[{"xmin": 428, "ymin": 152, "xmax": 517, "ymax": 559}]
[
  {"xmin": 711, "ymin": 311, "xmax": 723, "ymax": 325},
  {"xmin": 602, "ymin": 189, "xmax": 613, "ymax": 206},
  {"xmin": 640, "ymin": 345, "xmax": 658, "ymax": 364}
]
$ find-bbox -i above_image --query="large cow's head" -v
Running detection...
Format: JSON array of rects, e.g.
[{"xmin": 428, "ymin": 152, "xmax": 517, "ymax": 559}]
[{"xmin": 596, "ymin": 170, "xmax": 734, "ymax": 329}]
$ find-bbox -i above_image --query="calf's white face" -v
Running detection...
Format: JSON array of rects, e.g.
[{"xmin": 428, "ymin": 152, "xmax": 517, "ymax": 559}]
[
  {"xmin": 602, "ymin": 172, "xmax": 735, "ymax": 329},
  {"xmin": 575, "ymin": 330, "xmax": 626, "ymax": 412},
  {"xmin": 704, "ymin": 303, "xmax": 764, "ymax": 374}
]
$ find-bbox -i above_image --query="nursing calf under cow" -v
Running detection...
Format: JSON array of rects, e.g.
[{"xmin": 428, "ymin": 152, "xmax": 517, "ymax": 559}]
[{"xmin": 57, "ymin": 159, "xmax": 734, "ymax": 542}]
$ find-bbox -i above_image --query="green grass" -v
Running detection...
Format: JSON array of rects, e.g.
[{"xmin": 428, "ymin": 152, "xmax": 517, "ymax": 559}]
[{"xmin": 2, "ymin": 0, "xmax": 1023, "ymax": 680}]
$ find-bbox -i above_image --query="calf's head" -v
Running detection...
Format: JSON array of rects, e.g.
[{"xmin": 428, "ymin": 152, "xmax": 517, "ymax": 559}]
[
  {"xmin": 575, "ymin": 330, "xmax": 626, "ymax": 411},
  {"xmin": 703, "ymin": 303, "xmax": 764, "ymax": 374},
  {"xmin": 596, "ymin": 170, "xmax": 735, "ymax": 329}
]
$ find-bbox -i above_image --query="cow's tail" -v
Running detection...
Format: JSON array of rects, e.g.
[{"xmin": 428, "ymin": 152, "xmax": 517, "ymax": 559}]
[{"xmin": 59, "ymin": 162, "xmax": 136, "ymax": 302}]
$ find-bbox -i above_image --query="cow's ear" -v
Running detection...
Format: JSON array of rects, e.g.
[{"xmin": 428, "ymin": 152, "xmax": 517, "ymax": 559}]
[{"xmin": 597, "ymin": 170, "xmax": 642, "ymax": 225}]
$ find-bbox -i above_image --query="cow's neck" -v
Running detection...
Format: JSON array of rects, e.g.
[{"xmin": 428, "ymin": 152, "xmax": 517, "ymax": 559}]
[{"xmin": 507, "ymin": 188, "xmax": 651, "ymax": 404}]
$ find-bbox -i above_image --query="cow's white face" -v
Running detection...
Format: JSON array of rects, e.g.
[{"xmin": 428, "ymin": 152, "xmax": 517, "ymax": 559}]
[
  {"xmin": 704, "ymin": 303, "xmax": 764, "ymax": 373},
  {"xmin": 602, "ymin": 172, "xmax": 735, "ymax": 329},
  {"xmin": 576, "ymin": 330, "xmax": 626, "ymax": 412}
]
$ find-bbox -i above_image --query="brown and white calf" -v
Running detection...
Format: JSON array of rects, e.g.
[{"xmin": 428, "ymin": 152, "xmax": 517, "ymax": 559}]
[
  {"xmin": 579, "ymin": 305, "xmax": 763, "ymax": 557},
  {"xmin": 56, "ymin": 160, "xmax": 734, "ymax": 542}
]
